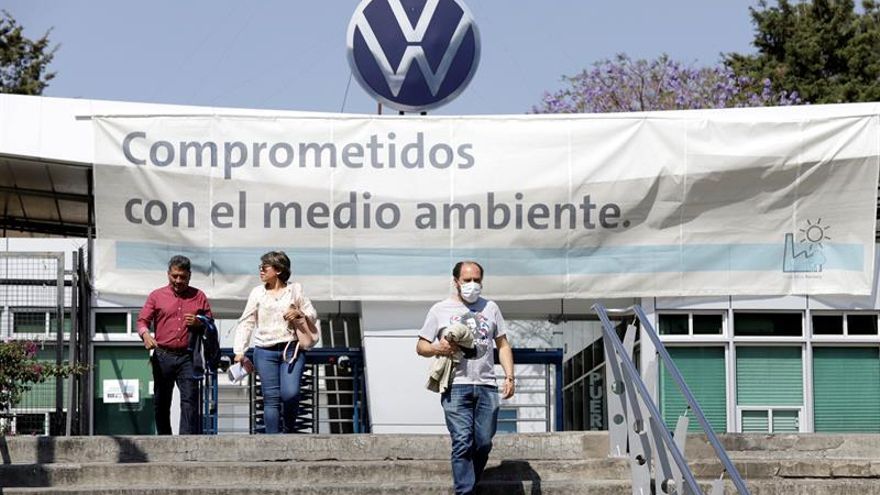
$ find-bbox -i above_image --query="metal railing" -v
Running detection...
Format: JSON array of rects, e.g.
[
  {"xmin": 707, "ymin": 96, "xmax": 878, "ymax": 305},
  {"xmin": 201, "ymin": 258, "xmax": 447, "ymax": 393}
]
[
  {"xmin": 594, "ymin": 303, "xmax": 750, "ymax": 495},
  {"xmin": 245, "ymin": 347, "xmax": 370, "ymax": 434},
  {"xmin": 495, "ymin": 348, "xmax": 564, "ymax": 432}
]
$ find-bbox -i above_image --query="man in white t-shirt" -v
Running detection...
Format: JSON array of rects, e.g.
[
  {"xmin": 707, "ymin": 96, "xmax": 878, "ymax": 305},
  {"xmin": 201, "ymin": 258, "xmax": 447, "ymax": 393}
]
[{"xmin": 416, "ymin": 260, "xmax": 515, "ymax": 495}]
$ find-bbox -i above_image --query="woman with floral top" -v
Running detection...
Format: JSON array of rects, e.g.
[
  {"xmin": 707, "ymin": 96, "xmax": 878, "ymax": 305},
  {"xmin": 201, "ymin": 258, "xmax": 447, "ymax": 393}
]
[{"xmin": 233, "ymin": 251, "xmax": 319, "ymax": 433}]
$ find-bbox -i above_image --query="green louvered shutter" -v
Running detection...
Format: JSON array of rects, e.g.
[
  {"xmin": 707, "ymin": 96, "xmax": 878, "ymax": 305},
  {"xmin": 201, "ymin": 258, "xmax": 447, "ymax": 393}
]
[
  {"xmin": 661, "ymin": 347, "xmax": 726, "ymax": 433},
  {"xmin": 813, "ymin": 347, "xmax": 880, "ymax": 432},
  {"xmin": 736, "ymin": 346, "xmax": 802, "ymax": 406},
  {"xmin": 741, "ymin": 410, "xmax": 768, "ymax": 432},
  {"xmin": 772, "ymin": 410, "xmax": 799, "ymax": 432}
]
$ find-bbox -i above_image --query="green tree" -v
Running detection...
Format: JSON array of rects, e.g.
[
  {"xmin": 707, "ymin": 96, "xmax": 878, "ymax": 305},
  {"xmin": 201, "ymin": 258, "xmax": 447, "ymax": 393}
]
[
  {"xmin": 0, "ymin": 10, "xmax": 58, "ymax": 95},
  {"xmin": 726, "ymin": 0, "xmax": 880, "ymax": 103}
]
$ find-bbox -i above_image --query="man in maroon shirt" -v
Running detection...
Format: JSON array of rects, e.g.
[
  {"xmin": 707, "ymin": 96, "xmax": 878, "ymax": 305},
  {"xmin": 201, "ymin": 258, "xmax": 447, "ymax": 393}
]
[{"xmin": 137, "ymin": 255, "xmax": 212, "ymax": 435}]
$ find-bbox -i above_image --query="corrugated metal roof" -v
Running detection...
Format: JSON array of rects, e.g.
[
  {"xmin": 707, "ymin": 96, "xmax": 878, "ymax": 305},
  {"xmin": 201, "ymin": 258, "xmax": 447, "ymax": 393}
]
[{"xmin": 0, "ymin": 153, "xmax": 92, "ymax": 238}]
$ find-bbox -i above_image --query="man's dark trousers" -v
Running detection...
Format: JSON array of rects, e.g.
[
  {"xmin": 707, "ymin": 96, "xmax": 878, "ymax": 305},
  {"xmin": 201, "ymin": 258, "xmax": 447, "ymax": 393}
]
[{"xmin": 151, "ymin": 348, "xmax": 199, "ymax": 435}]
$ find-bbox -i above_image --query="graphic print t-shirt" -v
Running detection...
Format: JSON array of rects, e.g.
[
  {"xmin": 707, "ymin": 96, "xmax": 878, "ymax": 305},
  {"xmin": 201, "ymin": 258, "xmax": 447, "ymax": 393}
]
[{"xmin": 418, "ymin": 297, "xmax": 507, "ymax": 386}]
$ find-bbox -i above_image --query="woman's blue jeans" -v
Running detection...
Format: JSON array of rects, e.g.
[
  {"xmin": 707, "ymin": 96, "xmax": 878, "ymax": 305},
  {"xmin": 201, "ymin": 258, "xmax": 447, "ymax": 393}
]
[
  {"xmin": 441, "ymin": 384, "xmax": 500, "ymax": 495},
  {"xmin": 253, "ymin": 344, "xmax": 306, "ymax": 434}
]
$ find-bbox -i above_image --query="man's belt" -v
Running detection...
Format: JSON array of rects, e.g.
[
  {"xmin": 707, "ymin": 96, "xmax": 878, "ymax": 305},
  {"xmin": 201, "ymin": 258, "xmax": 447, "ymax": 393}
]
[{"xmin": 156, "ymin": 345, "xmax": 189, "ymax": 356}]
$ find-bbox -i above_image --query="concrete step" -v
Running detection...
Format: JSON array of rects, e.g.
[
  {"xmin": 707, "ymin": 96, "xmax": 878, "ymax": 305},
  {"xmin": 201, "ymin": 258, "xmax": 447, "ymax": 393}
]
[
  {"xmin": 4, "ymin": 457, "xmax": 880, "ymax": 490},
  {"xmin": 690, "ymin": 433, "xmax": 880, "ymax": 459},
  {"xmin": 0, "ymin": 459, "xmax": 628, "ymax": 488},
  {"xmin": 0, "ymin": 432, "xmax": 606, "ymax": 464},
  {"xmin": 8, "ymin": 432, "xmax": 879, "ymax": 466},
  {"xmin": 6, "ymin": 479, "xmax": 880, "ymax": 495},
  {"xmin": 5, "ymin": 456, "xmax": 880, "ymax": 488}
]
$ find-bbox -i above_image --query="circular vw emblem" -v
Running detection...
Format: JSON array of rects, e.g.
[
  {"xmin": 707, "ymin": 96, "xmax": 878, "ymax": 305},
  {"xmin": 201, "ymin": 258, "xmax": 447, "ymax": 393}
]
[{"xmin": 347, "ymin": 0, "xmax": 481, "ymax": 112}]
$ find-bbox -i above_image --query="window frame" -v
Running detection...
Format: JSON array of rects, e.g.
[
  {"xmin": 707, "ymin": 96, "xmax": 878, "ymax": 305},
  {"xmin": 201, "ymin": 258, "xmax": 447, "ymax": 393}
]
[{"xmin": 657, "ymin": 311, "xmax": 727, "ymax": 341}]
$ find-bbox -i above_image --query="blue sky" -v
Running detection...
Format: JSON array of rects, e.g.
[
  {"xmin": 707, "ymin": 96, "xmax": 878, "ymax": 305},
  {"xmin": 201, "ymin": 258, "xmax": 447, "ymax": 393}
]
[{"xmin": 7, "ymin": 1, "xmax": 759, "ymax": 115}]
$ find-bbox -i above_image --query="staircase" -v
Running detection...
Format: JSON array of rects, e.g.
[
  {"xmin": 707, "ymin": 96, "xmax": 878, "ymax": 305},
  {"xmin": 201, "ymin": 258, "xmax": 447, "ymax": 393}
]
[{"xmin": 2, "ymin": 432, "xmax": 880, "ymax": 494}]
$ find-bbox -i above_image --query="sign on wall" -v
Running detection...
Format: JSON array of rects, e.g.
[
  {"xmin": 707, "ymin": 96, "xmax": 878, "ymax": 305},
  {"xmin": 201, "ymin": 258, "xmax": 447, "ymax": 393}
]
[
  {"xmin": 103, "ymin": 379, "xmax": 139, "ymax": 404},
  {"xmin": 347, "ymin": 0, "xmax": 480, "ymax": 112},
  {"xmin": 92, "ymin": 107, "xmax": 880, "ymax": 301}
]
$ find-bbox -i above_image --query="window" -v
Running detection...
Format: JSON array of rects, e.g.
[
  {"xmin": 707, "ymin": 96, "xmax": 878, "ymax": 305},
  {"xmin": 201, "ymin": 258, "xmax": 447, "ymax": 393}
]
[
  {"xmin": 496, "ymin": 408, "xmax": 518, "ymax": 434},
  {"xmin": 734, "ymin": 313, "xmax": 802, "ymax": 337},
  {"xmin": 811, "ymin": 313, "xmax": 879, "ymax": 336},
  {"xmin": 12, "ymin": 309, "xmax": 72, "ymax": 334},
  {"xmin": 847, "ymin": 315, "xmax": 878, "ymax": 336},
  {"xmin": 812, "ymin": 314, "xmax": 842, "ymax": 335},
  {"xmin": 739, "ymin": 408, "xmax": 800, "ymax": 433},
  {"xmin": 11, "ymin": 413, "xmax": 48, "ymax": 435},
  {"xmin": 659, "ymin": 314, "xmax": 688, "ymax": 335},
  {"xmin": 48, "ymin": 312, "xmax": 72, "ymax": 332},
  {"xmin": 693, "ymin": 314, "xmax": 723, "ymax": 335},
  {"xmin": 659, "ymin": 313, "xmax": 724, "ymax": 336},
  {"xmin": 12, "ymin": 311, "xmax": 47, "ymax": 334},
  {"xmin": 95, "ymin": 312, "xmax": 128, "ymax": 334}
]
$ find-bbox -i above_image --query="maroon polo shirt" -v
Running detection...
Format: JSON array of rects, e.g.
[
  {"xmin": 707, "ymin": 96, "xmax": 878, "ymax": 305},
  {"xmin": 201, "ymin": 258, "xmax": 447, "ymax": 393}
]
[{"xmin": 137, "ymin": 285, "xmax": 212, "ymax": 350}]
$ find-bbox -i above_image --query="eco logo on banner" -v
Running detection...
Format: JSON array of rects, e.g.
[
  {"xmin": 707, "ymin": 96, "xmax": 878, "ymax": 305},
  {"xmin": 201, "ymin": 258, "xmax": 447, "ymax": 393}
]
[
  {"xmin": 91, "ymin": 109, "xmax": 879, "ymax": 301},
  {"xmin": 347, "ymin": 0, "xmax": 480, "ymax": 112}
]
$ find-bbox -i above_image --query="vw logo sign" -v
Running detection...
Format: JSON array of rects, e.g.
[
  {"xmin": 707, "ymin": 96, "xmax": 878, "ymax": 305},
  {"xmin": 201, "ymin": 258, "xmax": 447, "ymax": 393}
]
[{"xmin": 347, "ymin": 0, "xmax": 481, "ymax": 112}]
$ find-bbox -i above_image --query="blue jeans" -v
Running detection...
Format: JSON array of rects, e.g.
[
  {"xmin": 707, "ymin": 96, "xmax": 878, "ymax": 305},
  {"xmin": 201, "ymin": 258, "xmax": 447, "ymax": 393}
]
[
  {"xmin": 253, "ymin": 344, "xmax": 306, "ymax": 434},
  {"xmin": 441, "ymin": 384, "xmax": 500, "ymax": 495}
]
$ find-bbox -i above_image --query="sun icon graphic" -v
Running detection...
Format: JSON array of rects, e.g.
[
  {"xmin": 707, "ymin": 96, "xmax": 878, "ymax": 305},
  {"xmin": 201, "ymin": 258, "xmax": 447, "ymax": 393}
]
[{"xmin": 799, "ymin": 218, "xmax": 831, "ymax": 247}]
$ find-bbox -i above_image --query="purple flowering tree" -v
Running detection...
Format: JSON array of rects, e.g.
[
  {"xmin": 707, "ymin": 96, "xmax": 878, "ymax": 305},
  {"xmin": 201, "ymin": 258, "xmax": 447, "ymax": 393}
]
[{"xmin": 533, "ymin": 54, "xmax": 800, "ymax": 114}]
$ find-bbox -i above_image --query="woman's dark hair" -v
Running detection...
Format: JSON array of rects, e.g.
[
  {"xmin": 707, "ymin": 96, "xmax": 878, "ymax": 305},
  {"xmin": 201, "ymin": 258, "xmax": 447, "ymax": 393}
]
[
  {"xmin": 452, "ymin": 260, "xmax": 484, "ymax": 280},
  {"xmin": 261, "ymin": 251, "xmax": 291, "ymax": 283}
]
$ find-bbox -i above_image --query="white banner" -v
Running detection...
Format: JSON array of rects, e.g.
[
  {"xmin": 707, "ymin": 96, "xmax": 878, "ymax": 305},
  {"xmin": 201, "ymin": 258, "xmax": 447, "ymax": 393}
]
[{"xmin": 93, "ymin": 107, "xmax": 880, "ymax": 301}]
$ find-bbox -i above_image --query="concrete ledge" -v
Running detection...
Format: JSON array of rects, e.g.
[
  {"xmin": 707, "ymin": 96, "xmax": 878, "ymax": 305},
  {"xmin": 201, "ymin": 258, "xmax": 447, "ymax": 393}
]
[
  {"xmin": 0, "ymin": 432, "xmax": 607, "ymax": 465},
  {"xmin": 6, "ymin": 479, "xmax": 880, "ymax": 495},
  {"xmin": 0, "ymin": 459, "xmax": 629, "ymax": 488}
]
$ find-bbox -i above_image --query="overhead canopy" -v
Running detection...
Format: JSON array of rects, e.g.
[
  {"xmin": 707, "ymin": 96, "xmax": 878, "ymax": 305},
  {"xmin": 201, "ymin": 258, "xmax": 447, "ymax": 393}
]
[{"xmin": 0, "ymin": 153, "xmax": 92, "ymax": 237}]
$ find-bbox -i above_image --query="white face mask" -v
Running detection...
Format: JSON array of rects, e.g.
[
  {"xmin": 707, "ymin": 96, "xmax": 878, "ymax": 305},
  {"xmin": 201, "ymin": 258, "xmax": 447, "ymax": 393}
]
[{"xmin": 459, "ymin": 281, "xmax": 482, "ymax": 303}]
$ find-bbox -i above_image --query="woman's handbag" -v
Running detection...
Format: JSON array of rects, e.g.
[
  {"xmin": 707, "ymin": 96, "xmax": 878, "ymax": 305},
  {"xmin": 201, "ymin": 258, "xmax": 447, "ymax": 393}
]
[
  {"xmin": 291, "ymin": 313, "xmax": 317, "ymax": 350},
  {"xmin": 281, "ymin": 293, "xmax": 320, "ymax": 363}
]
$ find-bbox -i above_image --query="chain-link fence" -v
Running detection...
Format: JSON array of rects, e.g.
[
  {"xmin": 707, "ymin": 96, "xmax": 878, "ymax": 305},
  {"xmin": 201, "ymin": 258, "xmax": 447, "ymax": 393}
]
[{"xmin": 0, "ymin": 252, "xmax": 69, "ymax": 435}]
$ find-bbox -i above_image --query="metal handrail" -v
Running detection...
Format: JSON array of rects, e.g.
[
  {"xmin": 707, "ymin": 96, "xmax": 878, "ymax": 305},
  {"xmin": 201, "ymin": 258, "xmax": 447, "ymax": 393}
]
[
  {"xmin": 594, "ymin": 303, "xmax": 704, "ymax": 495},
  {"xmin": 631, "ymin": 304, "xmax": 750, "ymax": 494},
  {"xmin": 594, "ymin": 303, "xmax": 750, "ymax": 495}
]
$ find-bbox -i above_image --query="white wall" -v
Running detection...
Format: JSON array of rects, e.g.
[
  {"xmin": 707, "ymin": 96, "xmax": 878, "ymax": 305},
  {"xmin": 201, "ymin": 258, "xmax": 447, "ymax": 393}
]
[{"xmin": 361, "ymin": 301, "xmax": 445, "ymax": 433}]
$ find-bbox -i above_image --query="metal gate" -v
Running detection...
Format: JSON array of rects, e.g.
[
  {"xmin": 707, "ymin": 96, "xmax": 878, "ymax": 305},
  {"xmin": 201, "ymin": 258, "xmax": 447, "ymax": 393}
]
[
  {"xmin": 248, "ymin": 347, "xmax": 369, "ymax": 434},
  {"xmin": 0, "ymin": 250, "xmax": 91, "ymax": 436},
  {"xmin": 245, "ymin": 313, "xmax": 370, "ymax": 434}
]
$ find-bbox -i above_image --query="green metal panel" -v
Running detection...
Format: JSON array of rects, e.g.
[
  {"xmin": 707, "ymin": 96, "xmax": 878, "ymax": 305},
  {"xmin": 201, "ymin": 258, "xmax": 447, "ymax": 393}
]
[
  {"xmin": 736, "ymin": 346, "xmax": 802, "ymax": 406},
  {"xmin": 661, "ymin": 347, "xmax": 726, "ymax": 433},
  {"xmin": 813, "ymin": 347, "xmax": 880, "ymax": 432},
  {"xmin": 741, "ymin": 410, "xmax": 769, "ymax": 432},
  {"xmin": 93, "ymin": 345, "xmax": 155, "ymax": 435},
  {"xmin": 772, "ymin": 410, "xmax": 799, "ymax": 432}
]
